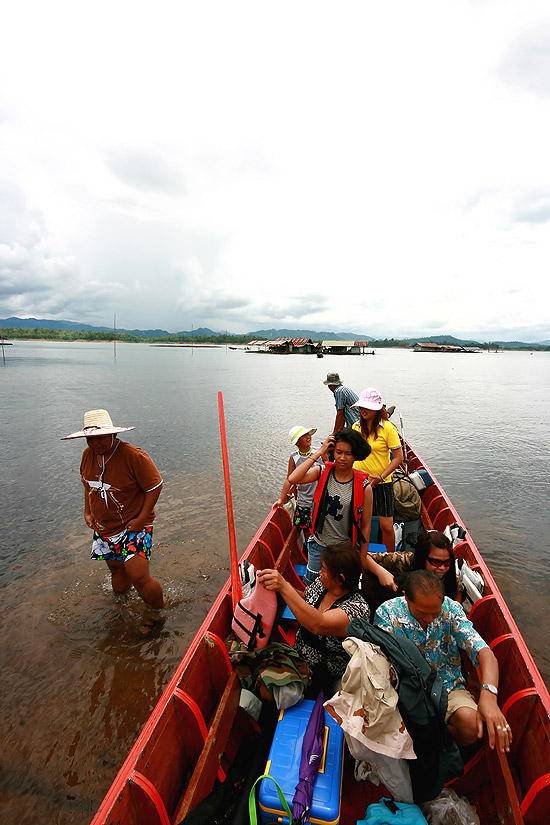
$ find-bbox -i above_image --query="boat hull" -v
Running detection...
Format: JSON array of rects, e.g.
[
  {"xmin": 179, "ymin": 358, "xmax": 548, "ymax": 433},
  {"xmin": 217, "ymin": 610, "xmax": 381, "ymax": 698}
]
[{"xmin": 90, "ymin": 443, "xmax": 550, "ymax": 825}]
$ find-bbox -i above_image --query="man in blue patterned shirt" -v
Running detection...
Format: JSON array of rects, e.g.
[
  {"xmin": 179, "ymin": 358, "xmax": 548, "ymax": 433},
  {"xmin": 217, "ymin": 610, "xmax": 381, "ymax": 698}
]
[
  {"xmin": 375, "ymin": 570, "xmax": 512, "ymax": 754},
  {"xmin": 323, "ymin": 372, "xmax": 361, "ymax": 432}
]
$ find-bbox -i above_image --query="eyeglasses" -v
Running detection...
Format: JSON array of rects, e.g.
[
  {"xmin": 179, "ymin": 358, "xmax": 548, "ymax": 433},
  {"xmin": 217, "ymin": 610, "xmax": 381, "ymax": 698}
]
[{"xmin": 427, "ymin": 556, "xmax": 452, "ymax": 569}]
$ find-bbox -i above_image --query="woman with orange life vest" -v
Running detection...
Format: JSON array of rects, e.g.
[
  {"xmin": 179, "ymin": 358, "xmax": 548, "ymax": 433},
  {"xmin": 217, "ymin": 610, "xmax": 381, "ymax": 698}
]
[
  {"xmin": 351, "ymin": 388, "xmax": 404, "ymax": 554},
  {"xmin": 287, "ymin": 429, "xmax": 397, "ymax": 592}
]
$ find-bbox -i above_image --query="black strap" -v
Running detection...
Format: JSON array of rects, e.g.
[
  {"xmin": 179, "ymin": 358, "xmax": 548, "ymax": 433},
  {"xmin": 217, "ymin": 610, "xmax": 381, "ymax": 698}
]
[{"xmin": 233, "ymin": 604, "xmax": 265, "ymax": 651}]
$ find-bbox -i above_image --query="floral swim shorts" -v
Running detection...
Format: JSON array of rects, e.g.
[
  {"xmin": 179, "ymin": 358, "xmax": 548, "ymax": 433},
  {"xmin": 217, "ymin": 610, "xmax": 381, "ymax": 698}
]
[{"xmin": 91, "ymin": 527, "xmax": 153, "ymax": 562}]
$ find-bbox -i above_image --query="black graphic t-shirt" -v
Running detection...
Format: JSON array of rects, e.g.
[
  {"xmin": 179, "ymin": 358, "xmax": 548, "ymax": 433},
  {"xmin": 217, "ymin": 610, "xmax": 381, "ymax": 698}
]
[{"xmin": 313, "ymin": 472, "xmax": 354, "ymax": 546}]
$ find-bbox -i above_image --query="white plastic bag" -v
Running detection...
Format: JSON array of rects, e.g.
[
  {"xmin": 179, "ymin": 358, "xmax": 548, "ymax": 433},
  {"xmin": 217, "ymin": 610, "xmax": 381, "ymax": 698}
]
[{"xmin": 423, "ymin": 788, "xmax": 480, "ymax": 825}]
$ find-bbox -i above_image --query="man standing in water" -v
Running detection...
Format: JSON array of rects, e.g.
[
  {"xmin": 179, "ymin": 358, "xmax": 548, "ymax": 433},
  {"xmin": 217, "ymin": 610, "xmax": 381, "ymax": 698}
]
[{"xmin": 62, "ymin": 409, "xmax": 164, "ymax": 617}]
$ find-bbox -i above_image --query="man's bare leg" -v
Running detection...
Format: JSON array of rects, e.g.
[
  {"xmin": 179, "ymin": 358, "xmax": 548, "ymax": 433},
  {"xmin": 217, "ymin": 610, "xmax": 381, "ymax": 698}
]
[
  {"xmin": 124, "ymin": 554, "xmax": 164, "ymax": 609},
  {"xmin": 447, "ymin": 706, "xmax": 478, "ymax": 746},
  {"xmin": 106, "ymin": 560, "xmax": 132, "ymax": 594}
]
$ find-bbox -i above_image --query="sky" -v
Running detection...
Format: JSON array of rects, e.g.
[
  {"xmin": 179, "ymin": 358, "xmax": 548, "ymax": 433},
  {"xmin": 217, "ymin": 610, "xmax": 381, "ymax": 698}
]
[{"xmin": 1, "ymin": 0, "xmax": 549, "ymax": 342}]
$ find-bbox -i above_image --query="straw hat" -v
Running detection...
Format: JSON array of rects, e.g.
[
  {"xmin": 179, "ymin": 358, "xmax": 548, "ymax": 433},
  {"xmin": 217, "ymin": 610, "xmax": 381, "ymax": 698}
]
[
  {"xmin": 323, "ymin": 372, "xmax": 342, "ymax": 386},
  {"xmin": 61, "ymin": 409, "xmax": 135, "ymax": 440}
]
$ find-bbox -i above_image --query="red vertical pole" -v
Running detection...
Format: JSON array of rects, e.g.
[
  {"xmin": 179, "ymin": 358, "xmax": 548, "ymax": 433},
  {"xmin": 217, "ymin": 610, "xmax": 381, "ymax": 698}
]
[{"xmin": 218, "ymin": 391, "xmax": 242, "ymax": 610}]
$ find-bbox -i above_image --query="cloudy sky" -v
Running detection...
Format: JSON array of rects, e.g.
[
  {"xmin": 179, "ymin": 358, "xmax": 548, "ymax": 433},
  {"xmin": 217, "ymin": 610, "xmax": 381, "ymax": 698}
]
[{"xmin": 1, "ymin": 0, "xmax": 549, "ymax": 341}]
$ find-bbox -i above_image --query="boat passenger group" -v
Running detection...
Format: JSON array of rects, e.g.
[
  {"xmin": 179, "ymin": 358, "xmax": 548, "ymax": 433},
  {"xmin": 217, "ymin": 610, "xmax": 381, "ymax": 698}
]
[
  {"xmin": 257, "ymin": 374, "xmax": 511, "ymax": 765},
  {"xmin": 62, "ymin": 379, "xmax": 511, "ymax": 804}
]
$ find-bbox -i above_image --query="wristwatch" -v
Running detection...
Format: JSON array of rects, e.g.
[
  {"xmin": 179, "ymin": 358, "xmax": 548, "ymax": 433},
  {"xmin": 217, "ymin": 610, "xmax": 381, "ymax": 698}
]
[{"xmin": 480, "ymin": 683, "xmax": 498, "ymax": 696}]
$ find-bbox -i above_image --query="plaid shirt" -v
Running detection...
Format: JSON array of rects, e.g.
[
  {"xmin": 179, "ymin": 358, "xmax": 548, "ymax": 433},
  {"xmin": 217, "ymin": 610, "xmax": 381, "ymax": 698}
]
[
  {"xmin": 334, "ymin": 385, "xmax": 360, "ymax": 427},
  {"xmin": 374, "ymin": 596, "xmax": 487, "ymax": 693}
]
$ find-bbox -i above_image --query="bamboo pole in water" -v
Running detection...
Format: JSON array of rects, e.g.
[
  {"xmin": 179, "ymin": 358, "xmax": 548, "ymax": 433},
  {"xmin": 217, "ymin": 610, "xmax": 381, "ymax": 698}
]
[
  {"xmin": 218, "ymin": 391, "xmax": 242, "ymax": 610},
  {"xmin": 113, "ymin": 314, "xmax": 117, "ymax": 358}
]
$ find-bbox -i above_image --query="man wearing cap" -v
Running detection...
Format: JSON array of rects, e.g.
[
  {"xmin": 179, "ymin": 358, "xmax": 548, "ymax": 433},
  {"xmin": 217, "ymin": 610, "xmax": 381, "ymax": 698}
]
[
  {"xmin": 323, "ymin": 373, "xmax": 361, "ymax": 433},
  {"xmin": 62, "ymin": 409, "xmax": 164, "ymax": 612}
]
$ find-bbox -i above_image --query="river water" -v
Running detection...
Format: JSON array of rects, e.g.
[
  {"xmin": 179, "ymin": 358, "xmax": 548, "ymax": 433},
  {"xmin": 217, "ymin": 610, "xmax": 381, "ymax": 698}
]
[{"xmin": 1, "ymin": 340, "xmax": 549, "ymax": 824}]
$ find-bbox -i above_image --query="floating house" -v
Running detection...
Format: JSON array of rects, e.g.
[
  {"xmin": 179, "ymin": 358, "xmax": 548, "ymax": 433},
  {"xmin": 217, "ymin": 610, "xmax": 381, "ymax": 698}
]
[
  {"xmin": 412, "ymin": 342, "xmax": 482, "ymax": 353},
  {"xmin": 321, "ymin": 340, "xmax": 361, "ymax": 355},
  {"xmin": 246, "ymin": 337, "xmax": 320, "ymax": 354}
]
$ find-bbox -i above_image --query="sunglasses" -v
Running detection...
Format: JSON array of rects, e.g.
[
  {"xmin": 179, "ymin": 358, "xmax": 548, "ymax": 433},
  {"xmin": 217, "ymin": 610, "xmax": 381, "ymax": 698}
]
[{"xmin": 427, "ymin": 556, "xmax": 452, "ymax": 569}]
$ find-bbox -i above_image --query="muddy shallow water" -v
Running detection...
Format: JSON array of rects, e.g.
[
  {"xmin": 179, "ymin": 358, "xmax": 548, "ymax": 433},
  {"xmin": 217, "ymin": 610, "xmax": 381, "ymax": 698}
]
[{"xmin": 2, "ymin": 342, "xmax": 549, "ymax": 824}]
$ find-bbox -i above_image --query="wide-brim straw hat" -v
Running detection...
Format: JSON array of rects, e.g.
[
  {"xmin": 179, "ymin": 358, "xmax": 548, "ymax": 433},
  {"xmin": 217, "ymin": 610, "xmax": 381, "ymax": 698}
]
[{"xmin": 61, "ymin": 409, "xmax": 135, "ymax": 440}]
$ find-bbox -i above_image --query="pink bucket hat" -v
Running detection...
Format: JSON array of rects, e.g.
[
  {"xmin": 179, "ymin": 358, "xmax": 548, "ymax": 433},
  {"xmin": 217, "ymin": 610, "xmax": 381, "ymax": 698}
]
[{"xmin": 352, "ymin": 388, "xmax": 383, "ymax": 411}]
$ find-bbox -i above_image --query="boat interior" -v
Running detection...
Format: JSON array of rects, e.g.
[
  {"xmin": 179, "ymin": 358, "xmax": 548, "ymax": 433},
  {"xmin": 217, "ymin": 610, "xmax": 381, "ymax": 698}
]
[{"xmin": 91, "ymin": 441, "xmax": 550, "ymax": 825}]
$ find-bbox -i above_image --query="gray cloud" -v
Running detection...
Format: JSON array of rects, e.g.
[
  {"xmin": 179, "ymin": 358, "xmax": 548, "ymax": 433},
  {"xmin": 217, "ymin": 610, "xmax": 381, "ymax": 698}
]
[
  {"xmin": 106, "ymin": 149, "xmax": 186, "ymax": 195},
  {"xmin": 513, "ymin": 190, "xmax": 550, "ymax": 224},
  {"xmin": 500, "ymin": 25, "xmax": 550, "ymax": 97}
]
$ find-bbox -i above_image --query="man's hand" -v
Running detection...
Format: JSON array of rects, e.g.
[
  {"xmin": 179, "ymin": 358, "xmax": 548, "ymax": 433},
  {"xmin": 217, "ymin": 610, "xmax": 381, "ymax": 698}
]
[
  {"xmin": 126, "ymin": 519, "xmax": 147, "ymax": 534},
  {"xmin": 477, "ymin": 692, "xmax": 512, "ymax": 753},
  {"xmin": 84, "ymin": 512, "xmax": 94, "ymax": 529}
]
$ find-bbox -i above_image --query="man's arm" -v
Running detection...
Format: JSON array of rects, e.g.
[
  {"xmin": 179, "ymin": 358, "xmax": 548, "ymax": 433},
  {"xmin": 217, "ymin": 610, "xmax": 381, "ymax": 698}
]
[
  {"xmin": 126, "ymin": 484, "xmax": 163, "ymax": 533},
  {"xmin": 475, "ymin": 647, "xmax": 512, "ymax": 753},
  {"xmin": 84, "ymin": 489, "xmax": 94, "ymax": 529},
  {"xmin": 333, "ymin": 408, "xmax": 344, "ymax": 434}
]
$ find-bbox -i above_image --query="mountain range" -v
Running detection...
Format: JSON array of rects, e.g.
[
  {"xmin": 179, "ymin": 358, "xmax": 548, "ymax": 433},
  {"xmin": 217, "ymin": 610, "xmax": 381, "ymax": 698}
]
[{"xmin": 0, "ymin": 317, "xmax": 547, "ymax": 347}]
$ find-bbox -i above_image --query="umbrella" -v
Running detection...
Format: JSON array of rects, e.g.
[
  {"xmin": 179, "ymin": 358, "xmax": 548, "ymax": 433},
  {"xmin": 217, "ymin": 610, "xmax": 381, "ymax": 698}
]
[{"xmin": 291, "ymin": 692, "xmax": 325, "ymax": 825}]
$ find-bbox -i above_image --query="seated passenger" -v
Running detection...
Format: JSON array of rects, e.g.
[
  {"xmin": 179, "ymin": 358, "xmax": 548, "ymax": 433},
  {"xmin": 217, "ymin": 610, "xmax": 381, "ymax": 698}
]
[
  {"xmin": 257, "ymin": 543, "xmax": 370, "ymax": 693},
  {"xmin": 366, "ymin": 530, "xmax": 460, "ymax": 611},
  {"xmin": 287, "ymin": 429, "xmax": 397, "ymax": 592},
  {"xmin": 374, "ymin": 570, "xmax": 512, "ymax": 753}
]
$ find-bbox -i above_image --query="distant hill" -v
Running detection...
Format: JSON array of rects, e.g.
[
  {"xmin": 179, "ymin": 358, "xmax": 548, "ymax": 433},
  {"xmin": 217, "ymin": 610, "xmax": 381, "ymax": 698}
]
[
  {"xmin": 0, "ymin": 317, "xmax": 220, "ymax": 338},
  {"xmin": 248, "ymin": 328, "xmax": 371, "ymax": 341}
]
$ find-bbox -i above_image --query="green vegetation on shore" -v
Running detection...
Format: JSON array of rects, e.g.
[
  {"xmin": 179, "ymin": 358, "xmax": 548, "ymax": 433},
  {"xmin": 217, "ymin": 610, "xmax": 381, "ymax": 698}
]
[{"xmin": 1, "ymin": 327, "xmax": 548, "ymax": 351}]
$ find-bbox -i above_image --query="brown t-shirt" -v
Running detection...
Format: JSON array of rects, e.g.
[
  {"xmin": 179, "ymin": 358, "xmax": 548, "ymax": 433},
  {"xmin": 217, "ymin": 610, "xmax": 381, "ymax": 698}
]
[{"xmin": 80, "ymin": 440, "xmax": 162, "ymax": 537}]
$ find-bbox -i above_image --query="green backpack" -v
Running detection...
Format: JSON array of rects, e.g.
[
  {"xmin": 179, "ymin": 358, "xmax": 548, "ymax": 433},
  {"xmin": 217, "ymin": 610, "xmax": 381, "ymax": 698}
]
[{"xmin": 392, "ymin": 469, "xmax": 422, "ymax": 522}]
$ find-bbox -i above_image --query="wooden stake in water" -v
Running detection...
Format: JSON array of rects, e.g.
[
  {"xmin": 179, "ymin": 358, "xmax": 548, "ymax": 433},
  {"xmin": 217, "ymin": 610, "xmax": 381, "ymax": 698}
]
[
  {"xmin": 113, "ymin": 313, "xmax": 117, "ymax": 359},
  {"xmin": 0, "ymin": 322, "xmax": 5, "ymax": 366}
]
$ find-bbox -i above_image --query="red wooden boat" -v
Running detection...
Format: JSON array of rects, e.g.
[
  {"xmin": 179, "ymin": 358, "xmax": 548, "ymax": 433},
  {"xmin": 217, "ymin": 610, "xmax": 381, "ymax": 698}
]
[{"xmin": 89, "ymin": 440, "xmax": 550, "ymax": 825}]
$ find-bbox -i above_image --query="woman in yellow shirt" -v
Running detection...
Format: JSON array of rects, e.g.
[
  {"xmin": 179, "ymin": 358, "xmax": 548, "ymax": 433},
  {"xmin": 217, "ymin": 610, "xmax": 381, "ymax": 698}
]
[{"xmin": 351, "ymin": 388, "xmax": 403, "ymax": 553}]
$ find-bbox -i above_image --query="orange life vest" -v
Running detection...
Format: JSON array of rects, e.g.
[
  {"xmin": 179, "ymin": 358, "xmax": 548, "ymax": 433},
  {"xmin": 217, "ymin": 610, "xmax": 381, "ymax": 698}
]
[{"xmin": 310, "ymin": 462, "xmax": 368, "ymax": 545}]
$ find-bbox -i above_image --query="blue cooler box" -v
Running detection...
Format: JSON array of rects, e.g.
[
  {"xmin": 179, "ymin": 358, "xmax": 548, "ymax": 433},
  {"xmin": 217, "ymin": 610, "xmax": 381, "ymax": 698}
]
[{"xmin": 259, "ymin": 699, "xmax": 344, "ymax": 825}]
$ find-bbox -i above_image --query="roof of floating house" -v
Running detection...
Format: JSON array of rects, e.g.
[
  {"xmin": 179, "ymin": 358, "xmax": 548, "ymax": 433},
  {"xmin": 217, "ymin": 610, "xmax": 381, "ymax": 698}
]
[
  {"xmin": 413, "ymin": 342, "xmax": 481, "ymax": 352},
  {"xmin": 321, "ymin": 340, "xmax": 357, "ymax": 347}
]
